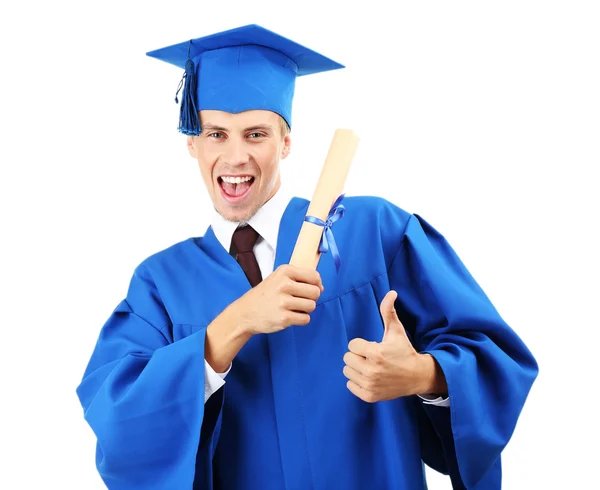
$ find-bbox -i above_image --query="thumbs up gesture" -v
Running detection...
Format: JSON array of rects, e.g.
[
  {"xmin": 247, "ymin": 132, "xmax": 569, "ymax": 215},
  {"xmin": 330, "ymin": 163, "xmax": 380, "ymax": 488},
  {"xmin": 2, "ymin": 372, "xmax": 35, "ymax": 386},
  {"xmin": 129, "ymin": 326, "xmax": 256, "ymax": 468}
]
[{"xmin": 343, "ymin": 291, "xmax": 447, "ymax": 403}]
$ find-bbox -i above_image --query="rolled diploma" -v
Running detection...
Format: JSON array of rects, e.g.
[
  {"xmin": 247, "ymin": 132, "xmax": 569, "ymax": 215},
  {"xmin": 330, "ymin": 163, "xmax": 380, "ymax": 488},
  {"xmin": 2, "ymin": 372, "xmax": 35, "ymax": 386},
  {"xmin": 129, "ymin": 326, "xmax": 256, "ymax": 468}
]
[{"xmin": 289, "ymin": 129, "xmax": 359, "ymax": 270}]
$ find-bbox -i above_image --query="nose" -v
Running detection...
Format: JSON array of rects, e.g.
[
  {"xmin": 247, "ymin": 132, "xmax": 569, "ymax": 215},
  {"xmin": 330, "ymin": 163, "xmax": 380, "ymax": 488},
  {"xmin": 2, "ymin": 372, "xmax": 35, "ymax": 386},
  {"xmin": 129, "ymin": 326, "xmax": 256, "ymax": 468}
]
[{"xmin": 223, "ymin": 139, "xmax": 250, "ymax": 167}]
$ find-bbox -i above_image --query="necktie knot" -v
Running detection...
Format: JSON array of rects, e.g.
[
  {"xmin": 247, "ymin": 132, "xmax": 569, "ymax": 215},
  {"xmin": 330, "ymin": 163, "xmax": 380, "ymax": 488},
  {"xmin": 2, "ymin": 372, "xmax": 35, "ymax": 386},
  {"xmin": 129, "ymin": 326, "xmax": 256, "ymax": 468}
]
[{"xmin": 232, "ymin": 225, "xmax": 260, "ymax": 254}]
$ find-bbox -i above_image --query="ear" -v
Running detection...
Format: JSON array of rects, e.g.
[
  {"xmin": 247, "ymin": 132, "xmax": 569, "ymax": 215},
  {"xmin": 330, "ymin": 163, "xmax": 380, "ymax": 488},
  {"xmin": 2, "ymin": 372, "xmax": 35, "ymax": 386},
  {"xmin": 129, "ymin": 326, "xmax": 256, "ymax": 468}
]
[
  {"xmin": 280, "ymin": 134, "xmax": 292, "ymax": 160},
  {"xmin": 187, "ymin": 136, "xmax": 197, "ymax": 159}
]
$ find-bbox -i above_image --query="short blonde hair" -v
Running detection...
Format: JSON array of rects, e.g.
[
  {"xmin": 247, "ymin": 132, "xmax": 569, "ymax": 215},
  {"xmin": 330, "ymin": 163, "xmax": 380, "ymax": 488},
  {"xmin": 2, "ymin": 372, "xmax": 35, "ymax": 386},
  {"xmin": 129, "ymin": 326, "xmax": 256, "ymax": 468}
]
[{"xmin": 280, "ymin": 116, "xmax": 290, "ymax": 137}]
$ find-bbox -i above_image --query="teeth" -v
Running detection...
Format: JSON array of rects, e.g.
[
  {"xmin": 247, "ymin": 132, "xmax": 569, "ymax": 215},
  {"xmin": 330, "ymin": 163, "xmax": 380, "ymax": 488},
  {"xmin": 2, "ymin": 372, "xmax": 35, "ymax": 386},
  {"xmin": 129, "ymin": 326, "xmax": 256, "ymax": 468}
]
[{"xmin": 221, "ymin": 176, "xmax": 253, "ymax": 184}]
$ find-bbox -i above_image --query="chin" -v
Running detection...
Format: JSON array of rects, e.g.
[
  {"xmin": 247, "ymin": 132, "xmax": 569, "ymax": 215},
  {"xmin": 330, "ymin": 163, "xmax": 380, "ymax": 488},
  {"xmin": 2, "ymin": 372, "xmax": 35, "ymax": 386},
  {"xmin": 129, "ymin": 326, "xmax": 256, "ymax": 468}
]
[{"xmin": 218, "ymin": 203, "xmax": 258, "ymax": 223}]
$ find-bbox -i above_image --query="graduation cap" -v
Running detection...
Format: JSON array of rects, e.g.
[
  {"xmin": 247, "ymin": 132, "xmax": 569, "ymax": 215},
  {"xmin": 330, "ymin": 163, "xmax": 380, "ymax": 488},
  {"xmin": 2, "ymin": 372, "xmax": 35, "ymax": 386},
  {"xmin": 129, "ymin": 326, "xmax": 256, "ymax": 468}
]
[{"xmin": 146, "ymin": 24, "xmax": 345, "ymax": 135}]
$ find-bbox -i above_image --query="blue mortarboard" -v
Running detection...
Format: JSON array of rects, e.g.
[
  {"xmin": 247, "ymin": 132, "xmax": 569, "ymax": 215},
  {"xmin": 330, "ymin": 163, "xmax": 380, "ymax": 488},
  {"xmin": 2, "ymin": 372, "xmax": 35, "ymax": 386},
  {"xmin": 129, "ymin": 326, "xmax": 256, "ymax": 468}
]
[{"xmin": 146, "ymin": 24, "xmax": 344, "ymax": 135}]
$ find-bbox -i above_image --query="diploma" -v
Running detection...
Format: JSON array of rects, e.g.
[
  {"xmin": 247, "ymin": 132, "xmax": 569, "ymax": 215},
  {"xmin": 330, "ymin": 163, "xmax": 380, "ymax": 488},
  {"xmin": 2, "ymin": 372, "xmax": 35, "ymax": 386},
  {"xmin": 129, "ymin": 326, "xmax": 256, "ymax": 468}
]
[{"xmin": 289, "ymin": 128, "xmax": 359, "ymax": 270}]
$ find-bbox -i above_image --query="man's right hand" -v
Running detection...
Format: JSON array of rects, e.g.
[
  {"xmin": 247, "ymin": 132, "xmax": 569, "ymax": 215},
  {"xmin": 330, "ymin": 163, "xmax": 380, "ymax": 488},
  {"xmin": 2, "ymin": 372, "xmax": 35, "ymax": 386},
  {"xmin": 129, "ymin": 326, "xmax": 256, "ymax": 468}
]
[
  {"xmin": 234, "ymin": 264, "xmax": 324, "ymax": 335},
  {"xmin": 205, "ymin": 264, "xmax": 323, "ymax": 374}
]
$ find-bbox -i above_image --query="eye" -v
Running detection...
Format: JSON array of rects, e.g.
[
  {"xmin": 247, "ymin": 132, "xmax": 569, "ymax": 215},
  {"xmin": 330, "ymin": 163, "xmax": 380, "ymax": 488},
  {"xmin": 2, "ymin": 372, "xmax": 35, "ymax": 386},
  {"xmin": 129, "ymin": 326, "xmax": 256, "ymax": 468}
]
[
  {"xmin": 247, "ymin": 132, "xmax": 264, "ymax": 139},
  {"xmin": 207, "ymin": 132, "xmax": 224, "ymax": 139}
]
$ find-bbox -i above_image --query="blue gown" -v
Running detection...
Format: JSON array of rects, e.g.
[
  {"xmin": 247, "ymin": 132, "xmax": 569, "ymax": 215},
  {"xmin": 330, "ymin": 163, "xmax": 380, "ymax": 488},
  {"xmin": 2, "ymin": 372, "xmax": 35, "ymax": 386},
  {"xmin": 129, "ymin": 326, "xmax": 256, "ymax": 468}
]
[{"xmin": 76, "ymin": 195, "xmax": 538, "ymax": 489}]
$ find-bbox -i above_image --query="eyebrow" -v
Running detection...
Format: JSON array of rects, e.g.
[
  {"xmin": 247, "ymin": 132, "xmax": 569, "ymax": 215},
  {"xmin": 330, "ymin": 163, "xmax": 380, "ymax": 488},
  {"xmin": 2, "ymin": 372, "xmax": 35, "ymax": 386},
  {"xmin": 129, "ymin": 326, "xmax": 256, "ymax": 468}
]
[
  {"xmin": 201, "ymin": 123, "xmax": 274, "ymax": 132},
  {"xmin": 201, "ymin": 123, "xmax": 228, "ymax": 132},
  {"xmin": 245, "ymin": 124, "xmax": 274, "ymax": 132}
]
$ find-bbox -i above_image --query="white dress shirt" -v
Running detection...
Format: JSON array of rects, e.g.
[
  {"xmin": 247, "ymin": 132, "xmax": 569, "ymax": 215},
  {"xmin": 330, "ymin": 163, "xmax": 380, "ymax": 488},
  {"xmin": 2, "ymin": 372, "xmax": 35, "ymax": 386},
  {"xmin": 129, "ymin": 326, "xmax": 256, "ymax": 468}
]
[{"xmin": 203, "ymin": 184, "xmax": 449, "ymax": 407}]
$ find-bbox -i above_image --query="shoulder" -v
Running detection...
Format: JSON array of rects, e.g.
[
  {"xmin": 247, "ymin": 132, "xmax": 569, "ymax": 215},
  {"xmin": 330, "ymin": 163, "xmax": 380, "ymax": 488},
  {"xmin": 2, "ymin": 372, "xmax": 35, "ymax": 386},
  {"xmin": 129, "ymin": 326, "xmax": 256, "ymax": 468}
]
[
  {"xmin": 289, "ymin": 193, "xmax": 416, "ymax": 246},
  {"xmin": 341, "ymin": 195, "xmax": 413, "ymax": 231},
  {"xmin": 342, "ymin": 194, "xmax": 408, "ymax": 212},
  {"xmin": 326, "ymin": 195, "xmax": 416, "ymax": 266},
  {"xmin": 131, "ymin": 235, "xmax": 206, "ymax": 282},
  {"xmin": 291, "ymin": 194, "xmax": 412, "ymax": 219}
]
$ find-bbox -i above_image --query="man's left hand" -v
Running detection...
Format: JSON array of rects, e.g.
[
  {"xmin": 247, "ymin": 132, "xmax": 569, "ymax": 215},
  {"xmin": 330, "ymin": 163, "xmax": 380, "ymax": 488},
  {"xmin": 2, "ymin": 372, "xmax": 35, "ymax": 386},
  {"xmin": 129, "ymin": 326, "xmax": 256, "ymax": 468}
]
[{"xmin": 343, "ymin": 290, "xmax": 446, "ymax": 403}]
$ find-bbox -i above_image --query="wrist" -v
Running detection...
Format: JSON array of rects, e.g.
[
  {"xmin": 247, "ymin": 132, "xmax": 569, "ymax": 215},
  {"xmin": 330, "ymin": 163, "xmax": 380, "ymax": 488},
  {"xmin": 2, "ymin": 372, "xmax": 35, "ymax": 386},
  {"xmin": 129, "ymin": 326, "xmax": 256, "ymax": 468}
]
[
  {"xmin": 416, "ymin": 353, "xmax": 448, "ymax": 397},
  {"xmin": 228, "ymin": 294, "xmax": 259, "ymax": 336},
  {"xmin": 205, "ymin": 305, "xmax": 253, "ymax": 373}
]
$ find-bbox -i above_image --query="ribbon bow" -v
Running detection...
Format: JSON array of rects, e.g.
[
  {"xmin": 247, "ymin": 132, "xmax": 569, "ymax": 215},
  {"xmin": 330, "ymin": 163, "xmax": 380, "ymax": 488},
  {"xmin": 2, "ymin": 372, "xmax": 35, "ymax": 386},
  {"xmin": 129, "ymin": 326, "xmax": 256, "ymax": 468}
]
[{"xmin": 304, "ymin": 194, "xmax": 346, "ymax": 272}]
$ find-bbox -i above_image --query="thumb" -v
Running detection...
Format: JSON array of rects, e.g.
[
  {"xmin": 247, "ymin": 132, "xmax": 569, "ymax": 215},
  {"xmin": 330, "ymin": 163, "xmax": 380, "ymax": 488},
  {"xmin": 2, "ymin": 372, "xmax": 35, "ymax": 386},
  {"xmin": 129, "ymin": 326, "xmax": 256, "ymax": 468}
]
[{"xmin": 380, "ymin": 290, "xmax": 404, "ymax": 340}]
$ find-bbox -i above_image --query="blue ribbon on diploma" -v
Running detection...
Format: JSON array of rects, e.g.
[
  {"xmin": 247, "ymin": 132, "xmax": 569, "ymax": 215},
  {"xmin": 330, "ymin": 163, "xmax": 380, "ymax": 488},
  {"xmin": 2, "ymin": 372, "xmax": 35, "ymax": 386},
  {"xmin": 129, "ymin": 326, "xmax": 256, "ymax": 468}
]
[{"xmin": 304, "ymin": 194, "xmax": 346, "ymax": 272}]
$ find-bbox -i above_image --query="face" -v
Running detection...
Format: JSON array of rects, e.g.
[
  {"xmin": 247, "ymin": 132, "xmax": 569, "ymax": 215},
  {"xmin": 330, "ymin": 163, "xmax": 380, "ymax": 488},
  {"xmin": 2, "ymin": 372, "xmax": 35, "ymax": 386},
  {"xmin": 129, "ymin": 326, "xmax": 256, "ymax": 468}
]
[{"xmin": 187, "ymin": 110, "xmax": 291, "ymax": 223}]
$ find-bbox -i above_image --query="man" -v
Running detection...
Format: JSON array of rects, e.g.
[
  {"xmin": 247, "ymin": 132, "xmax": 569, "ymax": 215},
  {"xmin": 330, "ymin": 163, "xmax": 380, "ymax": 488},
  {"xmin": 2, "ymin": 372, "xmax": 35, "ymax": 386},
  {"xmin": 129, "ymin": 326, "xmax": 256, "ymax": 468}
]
[{"xmin": 76, "ymin": 24, "xmax": 538, "ymax": 489}]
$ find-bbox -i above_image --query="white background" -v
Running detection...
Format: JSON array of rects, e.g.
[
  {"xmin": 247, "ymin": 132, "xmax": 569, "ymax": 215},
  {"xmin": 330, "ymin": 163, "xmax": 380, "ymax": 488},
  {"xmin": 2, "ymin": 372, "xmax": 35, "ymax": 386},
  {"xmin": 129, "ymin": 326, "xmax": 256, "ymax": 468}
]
[{"xmin": 1, "ymin": 1, "xmax": 598, "ymax": 488}]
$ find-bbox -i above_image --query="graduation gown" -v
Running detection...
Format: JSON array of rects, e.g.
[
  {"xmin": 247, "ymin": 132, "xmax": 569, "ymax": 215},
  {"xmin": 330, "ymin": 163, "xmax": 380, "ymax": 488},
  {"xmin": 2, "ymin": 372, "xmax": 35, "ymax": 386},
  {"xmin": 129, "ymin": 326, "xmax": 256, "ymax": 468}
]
[{"xmin": 76, "ymin": 195, "xmax": 538, "ymax": 489}]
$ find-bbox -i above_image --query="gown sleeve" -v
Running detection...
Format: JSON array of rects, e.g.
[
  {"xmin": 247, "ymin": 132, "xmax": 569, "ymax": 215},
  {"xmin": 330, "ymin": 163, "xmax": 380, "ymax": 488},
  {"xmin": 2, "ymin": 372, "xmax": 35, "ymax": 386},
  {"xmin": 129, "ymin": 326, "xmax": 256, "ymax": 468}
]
[
  {"xmin": 75, "ymin": 264, "xmax": 221, "ymax": 489},
  {"xmin": 387, "ymin": 212, "xmax": 538, "ymax": 489}
]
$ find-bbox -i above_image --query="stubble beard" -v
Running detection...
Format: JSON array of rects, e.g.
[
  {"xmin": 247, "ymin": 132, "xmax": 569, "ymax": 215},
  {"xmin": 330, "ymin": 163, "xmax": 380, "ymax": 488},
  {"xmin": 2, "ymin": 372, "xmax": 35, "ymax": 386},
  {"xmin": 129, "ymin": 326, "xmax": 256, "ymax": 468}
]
[{"xmin": 214, "ymin": 200, "xmax": 261, "ymax": 225}]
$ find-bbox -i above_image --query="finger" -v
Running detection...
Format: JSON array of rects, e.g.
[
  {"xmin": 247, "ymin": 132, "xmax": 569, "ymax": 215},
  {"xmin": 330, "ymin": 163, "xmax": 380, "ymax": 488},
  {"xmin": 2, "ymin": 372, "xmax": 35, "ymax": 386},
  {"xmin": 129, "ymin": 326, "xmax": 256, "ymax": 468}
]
[
  {"xmin": 283, "ymin": 296, "xmax": 317, "ymax": 314},
  {"xmin": 286, "ymin": 311, "xmax": 311, "ymax": 327},
  {"xmin": 287, "ymin": 282, "xmax": 322, "ymax": 301},
  {"xmin": 380, "ymin": 290, "xmax": 407, "ymax": 340},
  {"xmin": 380, "ymin": 290, "xmax": 398, "ymax": 333},
  {"xmin": 282, "ymin": 265, "xmax": 323, "ymax": 289},
  {"xmin": 343, "ymin": 351, "xmax": 368, "ymax": 373},
  {"xmin": 346, "ymin": 380, "xmax": 377, "ymax": 404},
  {"xmin": 348, "ymin": 338, "xmax": 378, "ymax": 358},
  {"xmin": 342, "ymin": 365, "xmax": 369, "ymax": 386}
]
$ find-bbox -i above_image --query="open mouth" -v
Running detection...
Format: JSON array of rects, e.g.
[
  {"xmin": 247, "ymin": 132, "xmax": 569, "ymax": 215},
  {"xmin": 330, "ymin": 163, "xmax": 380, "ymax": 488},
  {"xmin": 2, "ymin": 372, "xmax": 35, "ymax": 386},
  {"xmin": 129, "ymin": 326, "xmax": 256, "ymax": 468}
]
[{"xmin": 218, "ymin": 175, "xmax": 255, "ymax": 203}]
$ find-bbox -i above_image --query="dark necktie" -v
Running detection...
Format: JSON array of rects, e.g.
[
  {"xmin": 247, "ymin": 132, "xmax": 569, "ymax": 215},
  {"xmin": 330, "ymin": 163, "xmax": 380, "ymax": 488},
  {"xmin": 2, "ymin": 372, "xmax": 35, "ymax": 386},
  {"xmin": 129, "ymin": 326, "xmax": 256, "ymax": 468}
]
[{"xmin": 231, "ymin": 225, "xmax": 263, "ymax": 287}]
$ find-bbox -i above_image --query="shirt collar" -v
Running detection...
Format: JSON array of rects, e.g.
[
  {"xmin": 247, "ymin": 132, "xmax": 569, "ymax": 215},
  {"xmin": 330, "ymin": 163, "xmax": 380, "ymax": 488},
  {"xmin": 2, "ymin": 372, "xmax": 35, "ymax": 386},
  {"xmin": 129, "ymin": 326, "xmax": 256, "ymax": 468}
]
[{"xmin": 210, "ymin": 183, "xmax": 293, "ymax": 253}]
